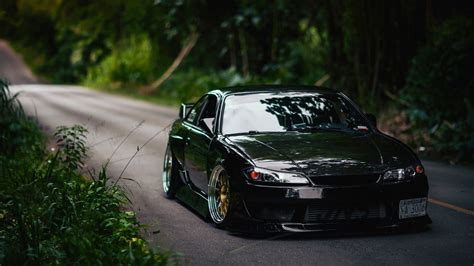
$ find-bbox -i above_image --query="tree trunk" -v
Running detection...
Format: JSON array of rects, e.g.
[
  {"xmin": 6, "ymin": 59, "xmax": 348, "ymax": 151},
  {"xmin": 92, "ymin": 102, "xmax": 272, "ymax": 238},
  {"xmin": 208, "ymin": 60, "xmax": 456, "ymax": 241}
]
[
  {"xmin": 141, "ymin": 32, "xmax": 199, "ymax": 94},
  {"xmin": 239, "ymin": 29, "xmax": 249, "ymax": 77},
  {"xmin": 228, "ymin": 32, "xmax": 237, "ymax": 68}
]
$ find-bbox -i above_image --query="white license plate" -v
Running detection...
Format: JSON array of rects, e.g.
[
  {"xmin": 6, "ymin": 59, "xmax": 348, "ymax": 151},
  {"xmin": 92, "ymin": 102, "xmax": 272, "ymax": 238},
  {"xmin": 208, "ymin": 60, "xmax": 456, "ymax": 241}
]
[{"xmin": 399, "ymin": 197, "xmax": 427, "ymax": 219}]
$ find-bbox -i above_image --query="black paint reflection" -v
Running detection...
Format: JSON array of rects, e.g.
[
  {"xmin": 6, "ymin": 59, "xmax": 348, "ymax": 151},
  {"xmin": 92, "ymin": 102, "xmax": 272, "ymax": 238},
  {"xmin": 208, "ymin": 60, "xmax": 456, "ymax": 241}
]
[{"xmin": 228, "ymin": 131, "xmax": 385, "ymax": 177}]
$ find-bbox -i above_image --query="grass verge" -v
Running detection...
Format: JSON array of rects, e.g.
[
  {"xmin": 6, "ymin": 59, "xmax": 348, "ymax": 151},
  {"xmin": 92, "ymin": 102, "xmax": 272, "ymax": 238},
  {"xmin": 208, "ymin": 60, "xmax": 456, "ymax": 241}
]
[{"xmin": 0, "ymin": 79, "xmax": 175, "ymax": 264}]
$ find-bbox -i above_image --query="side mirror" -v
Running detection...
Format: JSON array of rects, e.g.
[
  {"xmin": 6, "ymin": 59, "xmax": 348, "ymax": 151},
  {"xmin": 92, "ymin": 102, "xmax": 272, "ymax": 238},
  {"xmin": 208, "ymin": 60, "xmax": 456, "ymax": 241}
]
[
  {"xmin": 179, "ymin": 103, "xmax": 194, "ymax": 119},
  {"xmin": 365, "ymin": 113, "xmax": 377, "ymax": 127}
]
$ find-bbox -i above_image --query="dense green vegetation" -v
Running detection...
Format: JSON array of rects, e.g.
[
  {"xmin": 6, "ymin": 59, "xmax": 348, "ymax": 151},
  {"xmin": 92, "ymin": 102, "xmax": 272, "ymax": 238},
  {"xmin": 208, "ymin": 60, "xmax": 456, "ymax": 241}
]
[
  {"xmin": 0, "ymin": 80, "xmax": 172, "ymax": 264},
  {"xmin": 0, "ymin": 0, "xmax": 472, "ymax": 161}
]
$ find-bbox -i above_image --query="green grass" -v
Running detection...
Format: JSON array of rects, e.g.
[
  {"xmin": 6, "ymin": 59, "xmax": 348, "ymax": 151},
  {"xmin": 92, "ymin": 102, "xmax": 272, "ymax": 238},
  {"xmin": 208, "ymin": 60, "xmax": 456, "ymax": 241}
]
[{"xmin": 0, "ymin": 80, "xmax": 176, "ymax": 265}]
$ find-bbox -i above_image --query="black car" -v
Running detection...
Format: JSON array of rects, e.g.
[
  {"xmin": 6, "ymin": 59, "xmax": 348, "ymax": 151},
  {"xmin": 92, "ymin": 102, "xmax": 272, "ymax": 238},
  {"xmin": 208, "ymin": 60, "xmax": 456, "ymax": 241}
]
[{"xmin": 162, "ymin": 85, "xmax": 431, "ymax": 233}]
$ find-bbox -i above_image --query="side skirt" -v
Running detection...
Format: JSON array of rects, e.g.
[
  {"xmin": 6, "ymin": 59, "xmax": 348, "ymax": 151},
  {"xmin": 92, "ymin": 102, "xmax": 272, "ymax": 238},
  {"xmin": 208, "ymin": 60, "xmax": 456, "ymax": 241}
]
[{"xmin": 175, "ymin": 183, "xmax": 210, "ymax": 220}]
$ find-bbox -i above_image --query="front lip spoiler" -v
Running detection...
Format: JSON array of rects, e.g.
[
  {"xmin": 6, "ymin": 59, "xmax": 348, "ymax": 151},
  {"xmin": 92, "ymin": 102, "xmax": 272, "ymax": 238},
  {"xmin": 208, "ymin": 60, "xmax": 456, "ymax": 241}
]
[
  {"xmin": 279, "ymin": 223, "xmax": 403, "ymax": 233},
  {"xmin": 226, "ymin": 215, "xmax": 432, "ymax": 234},
  {"xmin": 272, "ymin": 215, "xmax": 432, "ymax": 233},
  {"xmin": 280, "ymin": 223, "xmax": 335, "ymax": 232}
]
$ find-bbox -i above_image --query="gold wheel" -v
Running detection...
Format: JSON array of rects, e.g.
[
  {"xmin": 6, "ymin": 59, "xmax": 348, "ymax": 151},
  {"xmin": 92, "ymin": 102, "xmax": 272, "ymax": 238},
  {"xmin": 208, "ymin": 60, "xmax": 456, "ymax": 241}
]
[
  {"xmin": 217, "ymin": 175, "xmax": 230, "ymax": 218},
  {"xmin": 208, "ymin": 165, "xmax": 230, "ymax": 224}
]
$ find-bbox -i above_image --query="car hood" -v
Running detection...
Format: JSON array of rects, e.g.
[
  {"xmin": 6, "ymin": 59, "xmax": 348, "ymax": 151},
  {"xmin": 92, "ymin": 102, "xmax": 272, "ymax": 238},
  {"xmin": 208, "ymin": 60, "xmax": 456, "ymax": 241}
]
[{"xmin": 226, "ymin": 132, "xmax": 416, "ymax": 176}]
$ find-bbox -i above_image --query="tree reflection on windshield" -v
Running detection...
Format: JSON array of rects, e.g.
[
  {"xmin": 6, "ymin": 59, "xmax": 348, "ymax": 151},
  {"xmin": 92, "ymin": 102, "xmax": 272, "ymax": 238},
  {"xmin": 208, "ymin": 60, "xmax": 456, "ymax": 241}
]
[{"xmin": 222, "ymin": 92, "xmax": 368, "ymax": 135}]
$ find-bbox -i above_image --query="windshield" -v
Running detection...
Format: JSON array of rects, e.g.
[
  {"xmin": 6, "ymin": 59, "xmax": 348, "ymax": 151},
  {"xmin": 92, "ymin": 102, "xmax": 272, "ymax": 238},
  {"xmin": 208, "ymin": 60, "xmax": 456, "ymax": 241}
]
[{"xmin": 222, "ymin": 92, "xmax": 370, "ymax": 135}]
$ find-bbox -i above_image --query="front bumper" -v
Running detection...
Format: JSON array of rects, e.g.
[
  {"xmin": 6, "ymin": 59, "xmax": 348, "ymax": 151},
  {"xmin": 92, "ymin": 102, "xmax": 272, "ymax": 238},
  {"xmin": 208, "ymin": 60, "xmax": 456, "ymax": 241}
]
[{"xmin": 230, "ymin": 176, "xmax": 431, "ymax": 233}]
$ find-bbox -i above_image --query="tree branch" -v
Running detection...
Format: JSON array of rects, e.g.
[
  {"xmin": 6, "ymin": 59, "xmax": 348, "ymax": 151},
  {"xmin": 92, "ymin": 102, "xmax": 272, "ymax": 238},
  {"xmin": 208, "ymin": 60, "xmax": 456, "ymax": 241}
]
[{"xmin": 141, "ymin": 32, "xmax": 199, "ymax": 94}]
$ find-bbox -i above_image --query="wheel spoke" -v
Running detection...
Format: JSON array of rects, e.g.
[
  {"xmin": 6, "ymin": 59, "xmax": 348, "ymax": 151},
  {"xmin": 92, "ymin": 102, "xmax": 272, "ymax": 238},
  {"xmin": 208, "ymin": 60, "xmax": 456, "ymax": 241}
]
[{"xmin": 208, "ymin": 165, "xmax": 231, "ymax": 224}]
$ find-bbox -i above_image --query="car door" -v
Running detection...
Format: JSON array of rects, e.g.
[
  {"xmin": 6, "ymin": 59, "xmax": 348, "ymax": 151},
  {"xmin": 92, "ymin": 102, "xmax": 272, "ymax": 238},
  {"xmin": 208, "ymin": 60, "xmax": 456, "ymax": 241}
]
[{"xmin": 183, "ymin": 95, "xmax": 217, "ymax": 194}]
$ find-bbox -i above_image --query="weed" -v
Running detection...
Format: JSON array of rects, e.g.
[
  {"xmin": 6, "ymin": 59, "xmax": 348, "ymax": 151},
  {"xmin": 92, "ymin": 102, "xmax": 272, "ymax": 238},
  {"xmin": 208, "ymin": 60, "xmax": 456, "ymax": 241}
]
[{"xmin": 0, "ymin": 80, "xmax": 175, "ymax": 265}]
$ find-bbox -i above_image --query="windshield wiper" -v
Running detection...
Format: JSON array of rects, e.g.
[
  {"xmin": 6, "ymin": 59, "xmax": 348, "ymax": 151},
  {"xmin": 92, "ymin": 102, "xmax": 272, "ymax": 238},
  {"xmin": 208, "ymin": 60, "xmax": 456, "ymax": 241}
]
[
  {"xmin": 224, "ymin": 130, "xmax": 272, "ymax": 136},
  {"xmin": 225, "ymin": 130, "xmax": 296, "ymax": 136},
  {"xmin": 247, "ymin": 130, "xmax": 296, "ymax": 135},
  {"xmin": 291, "ymin": 126, "xmax": 348, "ymax": 133},
  {"xmin": 248, "ymin": 130, "xmax": 261, "ymax": 134}
]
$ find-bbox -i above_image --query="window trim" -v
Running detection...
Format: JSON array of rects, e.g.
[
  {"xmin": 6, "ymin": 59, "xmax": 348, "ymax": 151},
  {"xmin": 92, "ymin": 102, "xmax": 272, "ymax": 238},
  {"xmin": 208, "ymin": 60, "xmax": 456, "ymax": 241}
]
[
  {"xmin": 184, "ymin": 95, "xmax": 208, "ymax": 125},
  {"xmin": 184, "ymin": 94, "xmax": 220, "ymax": 136},
  {"xmin": 219, "ymin": 91, "xmax": 373, "ymax": 136}
]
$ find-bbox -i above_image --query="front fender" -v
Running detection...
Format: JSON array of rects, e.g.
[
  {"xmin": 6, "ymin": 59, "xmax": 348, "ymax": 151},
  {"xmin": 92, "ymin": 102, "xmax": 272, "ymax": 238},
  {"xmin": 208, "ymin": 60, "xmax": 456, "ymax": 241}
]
[
  {"xmin": 207, "ymin": 136, "xmax": 252, "ymax": 190},
  {"xmin": 168, "ymin": 120, "xmax": 187, "ymax": 168}
]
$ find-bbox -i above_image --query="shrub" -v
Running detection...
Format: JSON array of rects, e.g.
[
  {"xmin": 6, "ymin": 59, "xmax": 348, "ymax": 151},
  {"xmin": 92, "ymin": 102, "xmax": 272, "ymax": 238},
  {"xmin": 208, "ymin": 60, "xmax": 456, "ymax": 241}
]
[
  {"xmin": 400, "ymin": 17, "xmax": 474, "ymax": 160},
  {"xmin": 158, "ymin": 67, "xmax": 248, "ymax": 102},
  {"xmin": 84, "ymin": 35, "xmax": 154, "ymax": 88},
  {"xmin": 0, "ymin": 81, "xmax": 173, "ymax": 264}
]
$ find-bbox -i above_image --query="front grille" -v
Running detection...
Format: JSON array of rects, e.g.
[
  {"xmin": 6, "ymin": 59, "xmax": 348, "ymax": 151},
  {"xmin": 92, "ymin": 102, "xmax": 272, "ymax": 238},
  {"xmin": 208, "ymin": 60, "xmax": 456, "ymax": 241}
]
[
  {"xmin": 305, "ymin": 202, "xmax": 386, "ymax": 222},
  {"xmin": 309, "ymin": 174, "xmax": 380, "ymax": 186}
]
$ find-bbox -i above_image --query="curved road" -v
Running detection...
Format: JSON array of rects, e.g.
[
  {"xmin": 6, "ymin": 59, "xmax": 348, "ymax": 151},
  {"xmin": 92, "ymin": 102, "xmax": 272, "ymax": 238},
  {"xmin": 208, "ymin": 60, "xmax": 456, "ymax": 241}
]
[{"xmin": 2, "ymin": 41, "xmax": 474, "ymax": 265}]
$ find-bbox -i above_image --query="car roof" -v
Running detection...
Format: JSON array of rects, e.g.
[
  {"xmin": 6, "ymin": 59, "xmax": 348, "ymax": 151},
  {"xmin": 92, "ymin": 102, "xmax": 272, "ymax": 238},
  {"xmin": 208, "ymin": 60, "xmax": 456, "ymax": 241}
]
[{"xmin": 208, "ymin": 85, "xmax": 340, "ymax": 97}]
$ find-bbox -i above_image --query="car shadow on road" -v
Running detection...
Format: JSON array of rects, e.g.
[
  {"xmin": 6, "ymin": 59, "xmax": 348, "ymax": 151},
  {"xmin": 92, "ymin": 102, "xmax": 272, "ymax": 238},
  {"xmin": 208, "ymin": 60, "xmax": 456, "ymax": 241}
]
[{"xmin": 172, "ymin": 195, "xmax": 433, "ymax": 241}]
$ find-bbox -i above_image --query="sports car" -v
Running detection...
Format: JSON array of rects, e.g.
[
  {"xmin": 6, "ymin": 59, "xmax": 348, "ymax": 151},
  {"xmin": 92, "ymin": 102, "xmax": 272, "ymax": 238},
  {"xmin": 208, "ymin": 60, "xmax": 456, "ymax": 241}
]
[{"xmin": 162, "ymin": 85, "xmax": 431, "ymax": 233}]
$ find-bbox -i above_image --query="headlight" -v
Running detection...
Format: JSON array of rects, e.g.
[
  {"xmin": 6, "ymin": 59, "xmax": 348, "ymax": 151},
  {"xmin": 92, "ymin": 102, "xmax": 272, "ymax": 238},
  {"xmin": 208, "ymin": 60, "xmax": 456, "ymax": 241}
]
[
  {"xmin": 382, "ymin": 165, "xmax": 424, "ymax": 181},
  {"xmin": 244, "ymin": 167, "xmax": 309, "ymax": 184}
]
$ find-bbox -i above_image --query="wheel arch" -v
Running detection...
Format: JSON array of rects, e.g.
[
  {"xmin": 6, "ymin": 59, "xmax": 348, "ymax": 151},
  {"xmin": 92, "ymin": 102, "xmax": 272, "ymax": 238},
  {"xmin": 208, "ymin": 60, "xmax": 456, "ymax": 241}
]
[{"xmin": 207, "ymin": 137, "xmax": 252, "ymax": 188}]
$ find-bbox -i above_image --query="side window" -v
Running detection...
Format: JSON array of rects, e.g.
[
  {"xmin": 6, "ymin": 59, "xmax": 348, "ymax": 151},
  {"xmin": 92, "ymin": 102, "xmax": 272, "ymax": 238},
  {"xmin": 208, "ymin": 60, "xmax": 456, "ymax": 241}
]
[
  {"xmin": 197, "ymin": 95, "xmax": 217, "ymax": 132},
  {"xmin": 199, "ymin": 95, "xmax": 217, "ymax": 120},
  {"xmin": 185, "ymin": 96, "xmax": 207, "ymax": 124}
]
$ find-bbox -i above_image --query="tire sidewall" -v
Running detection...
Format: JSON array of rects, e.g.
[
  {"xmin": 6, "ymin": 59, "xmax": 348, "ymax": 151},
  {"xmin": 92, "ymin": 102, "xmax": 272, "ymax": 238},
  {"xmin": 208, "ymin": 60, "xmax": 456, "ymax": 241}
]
[
  {"xmin": 208, "ymin": 164, "xmax": 233, "ymax": 227},
  {"xmin": 162, "ymin": 144, "xmax": 177, "ymax": 198}
]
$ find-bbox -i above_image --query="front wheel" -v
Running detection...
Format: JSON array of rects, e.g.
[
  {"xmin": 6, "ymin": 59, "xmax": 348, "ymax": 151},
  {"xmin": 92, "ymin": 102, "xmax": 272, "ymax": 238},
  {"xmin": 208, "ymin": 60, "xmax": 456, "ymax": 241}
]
[
  {"xmin": 162, "ymin": 145, "xmax": 177, "ymax": 198},
  {"xmin": 208, "ymin": 165, "xmax": 233, "ymax": 226}
]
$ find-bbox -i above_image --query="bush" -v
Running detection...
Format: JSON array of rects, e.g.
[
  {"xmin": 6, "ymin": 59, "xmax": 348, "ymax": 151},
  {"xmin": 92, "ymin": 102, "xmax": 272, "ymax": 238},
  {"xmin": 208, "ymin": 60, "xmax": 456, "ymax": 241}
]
[
  {"xmin": 84, "ymin": 35, "xmax": 154, "ymax": 88},
  {"xmin": 157, "ymin": 67, "xmax": 248, "ymax": 102},
  {"xmin": 282, "ymin": 19, "xmax": 328, "ymax": 85},
  {"xmin": 400, "ymin": 17, "xmax": 474, "ymax": 160},
  {"xmin": 0, "ymin": 81, "xmax": 173, "ymax": 264}
]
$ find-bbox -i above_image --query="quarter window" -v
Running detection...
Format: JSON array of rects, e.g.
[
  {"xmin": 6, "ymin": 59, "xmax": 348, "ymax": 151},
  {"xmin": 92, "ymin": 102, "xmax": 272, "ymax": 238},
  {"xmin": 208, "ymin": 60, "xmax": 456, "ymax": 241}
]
[{"xmin": 185, "ymin": 96, "xmax": 207, "ymax": 124}]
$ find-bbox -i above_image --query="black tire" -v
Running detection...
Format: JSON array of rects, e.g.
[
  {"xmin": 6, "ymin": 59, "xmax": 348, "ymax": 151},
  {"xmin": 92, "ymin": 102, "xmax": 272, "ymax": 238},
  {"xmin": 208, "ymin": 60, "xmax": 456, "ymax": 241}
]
[
  {"xmin": 208, "ymin": 165, "xmax": 234, "ymax": 227},
  {"xmin": 162, "ymin": 144, "xmax": 177, "ymax": 198}
]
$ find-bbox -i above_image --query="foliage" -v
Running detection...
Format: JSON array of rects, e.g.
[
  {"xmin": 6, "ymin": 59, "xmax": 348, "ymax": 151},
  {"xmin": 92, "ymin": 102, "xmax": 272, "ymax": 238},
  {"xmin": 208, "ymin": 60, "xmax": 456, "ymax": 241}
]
[
  {"xmin": 158, "ymin": 67, "xmax": 248, "ymax": 102},
  {"xmin": 0, "ymin": 79, "xmax": 44, "ymax": 156},
  {"xmin": 1, "ymin": 0, "xmax": 473, "ymax": 159},
  {"xmin": 400, "ymin": 17, "xmax": 474, "ymax": 160},
  {"xmin": 55, "ymin": 125, "xmax": 88, "ymax": 169},
  {"xmin": 84, "ymin": 35, "xmax": 155, "ymax": 88},
  {"xmin": 284, "ymin": 20, "xmax": 329, "ymax": 84},
  {"xmin": 0, "ymin": 82, "xmax": 174, "ymax": 264}
]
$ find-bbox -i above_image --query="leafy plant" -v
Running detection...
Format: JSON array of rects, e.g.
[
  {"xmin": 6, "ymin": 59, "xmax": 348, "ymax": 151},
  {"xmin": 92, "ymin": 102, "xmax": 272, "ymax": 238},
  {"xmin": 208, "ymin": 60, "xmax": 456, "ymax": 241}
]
[
  {"xmin": 54, "ymin": 125, "xmax": 88, "ymax": 170},
  {"xmin": 0, "ymin": 81, "xmax": 175, "ymax": 264},
  {"xmin": 0, "ymin": 79, "xmax": 44, "ymax": 157},
  {"xmin": 157, "ymin": 67, "xmax": 247, "ymax": 102},
  {"xmin": 400, "ymin": 17, "xmax": 474, "ymax": 160},
  {"xmin": 84, "ymin": 35, "xmax": 155, "ymax": 88}
]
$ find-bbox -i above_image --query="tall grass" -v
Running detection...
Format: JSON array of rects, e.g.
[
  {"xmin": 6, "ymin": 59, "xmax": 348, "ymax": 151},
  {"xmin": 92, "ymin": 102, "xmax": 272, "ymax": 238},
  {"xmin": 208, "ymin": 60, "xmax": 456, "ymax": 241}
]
[{"xmin": 0, "ymin": 80, "xmax": 174, "ymax": 264}]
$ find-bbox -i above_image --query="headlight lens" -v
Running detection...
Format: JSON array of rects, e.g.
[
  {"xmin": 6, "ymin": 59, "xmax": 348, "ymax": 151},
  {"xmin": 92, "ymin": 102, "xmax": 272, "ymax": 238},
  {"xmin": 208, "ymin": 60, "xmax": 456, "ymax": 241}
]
[
  {"xmin": 244, "ymin": 167, "xmax": 309, "ymax": 184},
  {"xmin": 383, "ymin": 165, "xmax": 423, "ymax": 181}
]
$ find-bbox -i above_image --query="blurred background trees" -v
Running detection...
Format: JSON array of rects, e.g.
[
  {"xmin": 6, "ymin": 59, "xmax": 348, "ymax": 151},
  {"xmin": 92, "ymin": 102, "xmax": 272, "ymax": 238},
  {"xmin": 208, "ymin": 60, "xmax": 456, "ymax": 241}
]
[{"xmin": 0, "ymin": 0, "xmax": 473, "ymax": 160}]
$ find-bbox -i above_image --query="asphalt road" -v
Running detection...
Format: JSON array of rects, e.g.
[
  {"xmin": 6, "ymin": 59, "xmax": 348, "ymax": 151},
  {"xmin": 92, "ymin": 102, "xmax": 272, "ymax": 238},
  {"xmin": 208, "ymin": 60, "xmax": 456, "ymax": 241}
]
[
  {"xmin": 0, "ymin": 40, "xmax": 39, "ymax": 84},
  {"xmin": 2, "ymin": 41, "xmax": 474, "ymax": 265}
]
